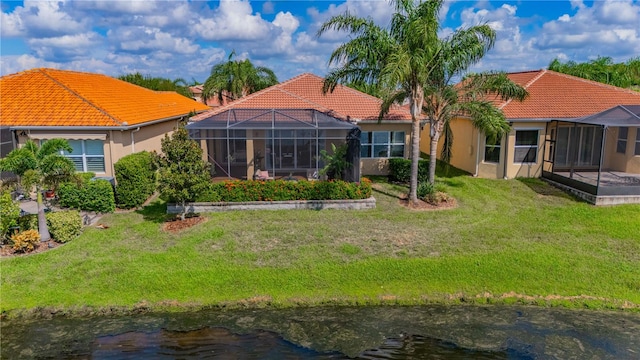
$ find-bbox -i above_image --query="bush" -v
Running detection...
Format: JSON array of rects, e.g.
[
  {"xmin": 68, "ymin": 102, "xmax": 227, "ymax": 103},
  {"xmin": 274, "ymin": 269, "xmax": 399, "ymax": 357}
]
[
  {"xmin": 11, "ymin": 229, "xmax": 40, "ymax": 253},
  {"xmin": 18, "ymin": 214, "xmax": 38, "ymax": 232},
  {"xmin": 114, "ymin": 152, "xmax": 157, "ymax": 209},
  {"xmin": 0, "ymin": 191, "xmax": 20, "ymax": 241},
  {"xmin": 196, "ymin": 178, "xmax": 372, "ymax": 202},
  {"xmin": 417, "ymin": 182, "xmax": 435, "ymax": 201},
  {"xmin": 47, "ymin": 210, "xmax": 82, "ymax": 243},
  {"xmin": 58, "ymin": 178, "xmax": 115, "ymax": 213},
  {"xmin": 388, "ymin": 158, "xmax": 429, "ymax": 183}
]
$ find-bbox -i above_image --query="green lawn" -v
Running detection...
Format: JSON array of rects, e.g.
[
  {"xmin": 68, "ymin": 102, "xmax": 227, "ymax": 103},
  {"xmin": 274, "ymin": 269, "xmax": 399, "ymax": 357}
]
[{"xmin": 2, "ymin": 173, "xmax": 639, "ymax": 316}]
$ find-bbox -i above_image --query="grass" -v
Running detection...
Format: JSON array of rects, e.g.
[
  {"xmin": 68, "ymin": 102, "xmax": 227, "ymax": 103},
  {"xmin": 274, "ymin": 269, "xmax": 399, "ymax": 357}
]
[{"xmin": 2, "ymin": 172, "xmax": 640, "ymax": 317}]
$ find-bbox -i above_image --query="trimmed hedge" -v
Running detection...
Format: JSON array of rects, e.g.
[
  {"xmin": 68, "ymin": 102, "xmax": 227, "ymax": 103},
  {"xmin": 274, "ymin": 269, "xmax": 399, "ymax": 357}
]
[
  {"xmin": 114, "ymin": 151, "xmax": 157, "ymax": 209},
  {"xmin": 47, "ymin": 210, "xmax": 82, "ymax": 243},
  {"xmin": 388, "ymin": 158, "xmax": 429, "ymax": 183},
  {"xmin": 58, "ymin": 178, "xmax": 116, "ymax": 213},
  {"xmin": 196, "ymin": 178, "xmax": 372, "ymax": 202}
]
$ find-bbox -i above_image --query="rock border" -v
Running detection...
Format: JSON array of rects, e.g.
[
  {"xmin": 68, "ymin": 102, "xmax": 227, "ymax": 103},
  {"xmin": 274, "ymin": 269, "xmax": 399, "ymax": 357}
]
[{"xmin": 167, "ymin": 197, "xmax": 376, "ymax": 214}]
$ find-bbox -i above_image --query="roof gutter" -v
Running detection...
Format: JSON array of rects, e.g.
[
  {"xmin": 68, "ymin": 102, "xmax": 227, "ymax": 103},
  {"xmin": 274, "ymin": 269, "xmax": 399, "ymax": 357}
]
[{"xmin": 8, "ymin": 112, "xmax": 197, "ymax": 131}]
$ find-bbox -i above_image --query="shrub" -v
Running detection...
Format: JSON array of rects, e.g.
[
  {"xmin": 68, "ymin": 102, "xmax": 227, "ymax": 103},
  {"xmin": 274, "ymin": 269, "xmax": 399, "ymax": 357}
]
[
  {"xmin": 47, "ymin": 210, "xmax": 82, "ymax": 243},
  {"xmin": 0, "ymin": 191, "xmax": 20, "ymax": 241},
  {"xmin": 18, "ymin": 214, "xmax": 38, "ymax": 232},
  {"xmin": 196, "ymin": 178, "xmax": 373, "ymax": 202},
  {"xmin": 416, "ymin": 182, "xmax": 435, "ymax": 200},
  {"xmin": 11, "ymin": 229, "xmax": 40, "ymax": 253},
  {"xmin": 388, "ymin": 158, "xmax": 429, "ymax": 183},
  {"xmin": 58, "ymin": 178, "xmax": 115, "ymax": 213},
  {"xmin": 114, "ymin": 152, "xmax": 157, "ymax": 209}
]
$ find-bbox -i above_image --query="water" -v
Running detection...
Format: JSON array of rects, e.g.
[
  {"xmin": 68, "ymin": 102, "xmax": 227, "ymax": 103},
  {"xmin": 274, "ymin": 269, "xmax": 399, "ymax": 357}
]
[{"xmin": 2, "ymin": 305, "xmax": 639, "ymax": 359}]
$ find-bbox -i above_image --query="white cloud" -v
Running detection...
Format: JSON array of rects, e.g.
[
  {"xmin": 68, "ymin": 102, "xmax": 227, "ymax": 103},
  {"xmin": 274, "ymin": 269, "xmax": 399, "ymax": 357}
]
[
  {"xmin": 109, "ymin": 27, "xmax": 199, "ymax": 55},
  {"xmin": 18, "ymin": 1, "xmax": 88, "ymax": 37},
  {"xmin": 193, "ymin": 0, "xmax": 272, "ymax": 41}
]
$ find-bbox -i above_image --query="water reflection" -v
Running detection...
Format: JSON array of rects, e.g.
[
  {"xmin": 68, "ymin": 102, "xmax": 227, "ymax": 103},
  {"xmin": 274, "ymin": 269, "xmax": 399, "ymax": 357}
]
[{"xmin": 2, "ymin": 305, "xmax": 639, "ymax": 359}]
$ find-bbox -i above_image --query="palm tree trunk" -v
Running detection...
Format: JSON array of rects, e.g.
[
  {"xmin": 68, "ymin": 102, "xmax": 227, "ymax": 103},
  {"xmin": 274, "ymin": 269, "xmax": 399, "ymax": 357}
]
[
  {"xmin": 429, "ymin": 135, "xmax": 438, "ymax": 186},
  {"xmin": 409, "ymin": 118, "xmax": 421, "ymax": 204},
  {"xmin": 37, "ymin": 190, "xmax": 51, "ymax": 242}
]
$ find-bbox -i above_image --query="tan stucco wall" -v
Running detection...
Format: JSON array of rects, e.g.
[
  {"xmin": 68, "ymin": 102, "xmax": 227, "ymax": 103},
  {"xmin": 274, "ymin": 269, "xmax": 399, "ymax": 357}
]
[
  {"xmin": 504, "ymin": 122, "xmax": 547, "ymax": 179},
  {"xmin": 419, "ymin": 117, "xmax": 480, "ymax": 176},
  {"xmin": 358, "ymin": 122, "xmax": 412, "ymax": 175},
  {"xmin": 17, "ymin": 119, "xmax": 180, "ymax": 178},
  {"xmin": 604, "ymin": 127, "xmax": 640, "ymax": 174}
]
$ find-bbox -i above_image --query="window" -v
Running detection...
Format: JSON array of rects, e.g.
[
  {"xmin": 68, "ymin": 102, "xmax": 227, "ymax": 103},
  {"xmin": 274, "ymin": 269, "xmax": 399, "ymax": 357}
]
[
  {"xmin": 636, "ymin": 129, "xmax": 640, "ymax": 156},
  {"xmin": 360, "ymin": 131, "xmax": 405, "ymax": 158},
  {"xmin": 61, "ymin": 140, "xmax": 105, "ymax": 172},
  {"xmin": 514, "ymin": 130, "xmax": 538, "ymax": 163},
  {"xmin": 484, "ymin": 136, "xmax": 501, "ymax": 163},
  {"xmin": 617, "ymin": 127, "xmax": 628, "ymax": 154}
]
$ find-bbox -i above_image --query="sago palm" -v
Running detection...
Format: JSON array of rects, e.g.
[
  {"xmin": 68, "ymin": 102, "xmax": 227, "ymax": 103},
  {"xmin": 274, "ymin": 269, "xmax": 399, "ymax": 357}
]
[{"xmin": 0, "ymin": 139, "xmax": 75, "ymax": 241}]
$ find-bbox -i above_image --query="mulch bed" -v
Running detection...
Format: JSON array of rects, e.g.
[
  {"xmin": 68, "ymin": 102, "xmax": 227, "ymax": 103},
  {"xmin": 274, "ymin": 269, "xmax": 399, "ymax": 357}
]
[
  {"xmin": 162, "ymin": 216, "xmax": 207, "ymax": 233},
  {"xmin": 0, "ymin": 240, "xmax": 62, "ymax": 258},
  {"xmin": 398, "ymin": 194, "xmax": 457, "ymax": 211}
]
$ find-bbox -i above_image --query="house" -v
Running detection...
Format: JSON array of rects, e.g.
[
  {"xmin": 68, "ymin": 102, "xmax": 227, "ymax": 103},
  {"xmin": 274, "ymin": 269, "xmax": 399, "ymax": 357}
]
[
  {"xmin": 188, "ymin": 73, "xmax": 414, "ymax": 180},
  {"xmin": 189, "ymin": 85, "xmax": 233, "ymax": 107},
  {"xmin": 1, "ymin": 68, "xmax": 210, "ymax": 178},
  {"xmin": 421, "ymin": 69, "xmax": 640, "ymax": 204}
]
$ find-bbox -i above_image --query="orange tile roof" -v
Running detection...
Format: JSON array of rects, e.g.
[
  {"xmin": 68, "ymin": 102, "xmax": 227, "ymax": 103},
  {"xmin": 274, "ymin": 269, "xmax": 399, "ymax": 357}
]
[
  {"xmin": 501, "ymin": 70, "xmax": 640, "ymax": 120},
  {"xmin": 1, "ymin": 68, "xmax": 210, "ymax": 127},
  {"xmin": 191, "ymin": 73, "xmax": 413, "ymax": 122}
]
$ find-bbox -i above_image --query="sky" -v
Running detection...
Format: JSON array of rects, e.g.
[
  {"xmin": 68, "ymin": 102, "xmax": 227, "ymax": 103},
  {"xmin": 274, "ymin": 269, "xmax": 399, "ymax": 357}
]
[{"xmin": 1, "ymin": 0, "xmax": 639, "ymax": 84}]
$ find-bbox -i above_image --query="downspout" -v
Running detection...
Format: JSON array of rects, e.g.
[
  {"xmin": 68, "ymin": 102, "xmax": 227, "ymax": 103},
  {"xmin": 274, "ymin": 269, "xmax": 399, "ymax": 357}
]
[
  {"xmin": 503, "ymin": 128, "xmax": 510, "ymax": 179},
  {"xmin": 109, "ymin": 130, "xmax": 115, "ymax": 177},
  {"xmin": 131, "ymin": 127, "xmax": 141, "ymax": 154},
  {"xmin": 474, "ymin": 128, "xmax": 480, "ymax": 177}
]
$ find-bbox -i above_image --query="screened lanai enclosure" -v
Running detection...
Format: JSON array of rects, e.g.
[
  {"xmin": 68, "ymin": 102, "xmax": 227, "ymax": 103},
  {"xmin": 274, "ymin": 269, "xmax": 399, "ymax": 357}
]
[
  {"xmin": 186, "ymin": 109, "xmax": 360, "ymax": 181},
  {"xmin": 542, "ymin": 105, "xmax": 640, "ymax": 204}
]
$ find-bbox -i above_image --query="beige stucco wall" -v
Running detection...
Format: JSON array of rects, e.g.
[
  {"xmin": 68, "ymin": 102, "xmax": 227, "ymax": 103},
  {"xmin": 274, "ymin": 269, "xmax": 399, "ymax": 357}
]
[
  {"xmin": 604, "ymin": 126, "xmax": 640, "ymax": 174},
  {"xmin": 419, "ymin": 117, "xmax": 480, "ymax": 176},
  {"xmin": 358, "ymin": 122, "xmax": 412, "ymax": 176},
  {"xmin": 17, "ymin": 119, "xmax": 180, "ymax": 178},
  {"xmin": 504, "ymin": 122, "xmax": 547, "ymax": 179}
]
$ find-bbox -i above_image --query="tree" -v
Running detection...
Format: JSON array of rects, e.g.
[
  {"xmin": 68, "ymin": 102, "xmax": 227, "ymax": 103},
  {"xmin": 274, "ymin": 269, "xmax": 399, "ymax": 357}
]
[
  {"xmin": 319, "ymin": 0, "xmax": 526, "ymax": 200},
  {"xmin": 549, "ymin": 56, "xmax": 640, "ymax": 90},
  {"xmin": 118, "ymin": 72, "xmax": 194, "ymax": 99},
  {"xmin": 157, "ymin": 126, "xmax": 211, "ymax": 221},
  {"xmin": 202, "ymin": 51, "xmax": 278, "ymax": 103},
  {"xmin": 0, "ymin": 139, "xmax": 75, "ymax": 241}
]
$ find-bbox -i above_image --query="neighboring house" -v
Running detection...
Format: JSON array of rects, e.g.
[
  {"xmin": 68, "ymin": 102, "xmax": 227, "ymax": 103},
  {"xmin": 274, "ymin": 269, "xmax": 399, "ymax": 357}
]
[
  {"xmin": 189, "ymin": 85, "xmax": 233, "ymax": 107},
  {"xmin": 421, "ymin": 69, "xmax": 640, "ymax": 204},
  {"xmin": 1, "ymin": 68, "xmax": 210, "ymax": 178},
  {"xmin": 188, "ymin": 73, "xmax": 414, "ymax": 180}
]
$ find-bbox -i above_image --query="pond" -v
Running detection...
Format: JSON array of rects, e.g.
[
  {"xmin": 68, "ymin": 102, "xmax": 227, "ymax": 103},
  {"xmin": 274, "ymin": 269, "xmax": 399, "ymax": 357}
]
[{"xmin": 2, "ymin": 305, "xmax": 639, "ymax": 359}]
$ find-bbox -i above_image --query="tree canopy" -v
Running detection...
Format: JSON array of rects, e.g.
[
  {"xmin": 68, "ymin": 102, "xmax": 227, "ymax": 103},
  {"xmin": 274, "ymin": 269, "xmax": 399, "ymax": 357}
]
[
  {"xmin": 118, "ymin": 72, "xmax": 194, "ymax": 99},
  {"xmin": 549, "ymin": 57, "xmax": 640, "ymax": 90},
  {"xmin": 202, "ymin": 51, "xmax": 278, "ymax": 103}
]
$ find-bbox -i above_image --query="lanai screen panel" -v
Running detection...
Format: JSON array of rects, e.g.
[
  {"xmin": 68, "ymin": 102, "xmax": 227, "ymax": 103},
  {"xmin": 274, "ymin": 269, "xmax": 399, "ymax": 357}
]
[{"xmin": 187, "ymin": 109, "xmax": 357, "ymax": 178}]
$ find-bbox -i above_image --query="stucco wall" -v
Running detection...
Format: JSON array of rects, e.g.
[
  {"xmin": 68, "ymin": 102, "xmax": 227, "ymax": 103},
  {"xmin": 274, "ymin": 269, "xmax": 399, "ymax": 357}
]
[
  {"xmin": 16, "ymin": 119, "xmax": 179, "ymax": 177},
  {"xmin": 505, "ymin": 122, "xmax": 547, "ymax": 179},
  {"xmin": 358, "ymin": 122, "xmax": 412, "ymax": 175},
  {"xmin": 604, "ymin": 126, "xmax": 640, "ymax": 174},
  {"xmin": 419, "ymin": 117, "xmax": 480, "ymax": 176}
]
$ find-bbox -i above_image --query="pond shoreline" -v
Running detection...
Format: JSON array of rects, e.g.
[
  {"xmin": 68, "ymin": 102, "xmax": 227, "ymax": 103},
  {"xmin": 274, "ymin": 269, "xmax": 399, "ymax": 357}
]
[{"xmin": 3, "ymin": 292, "xmax": 639, "ymax": 321}]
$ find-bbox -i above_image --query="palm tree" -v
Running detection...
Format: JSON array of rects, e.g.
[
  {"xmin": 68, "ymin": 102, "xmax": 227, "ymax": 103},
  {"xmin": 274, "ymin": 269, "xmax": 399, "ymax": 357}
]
[
  {"xmin": 118, "ymin": 73, "xmax": 193, "ymax": 99},
  {"xmin": 319, "ymin": 0, "xmax": 527, "ymax": 200},
  {"xmin": 0, "ymin": 139, "xmax": 75, "ymax": 241},
  {"xmin": 202, "ymin": 51, "xmax": 278, "ymax": 103}
]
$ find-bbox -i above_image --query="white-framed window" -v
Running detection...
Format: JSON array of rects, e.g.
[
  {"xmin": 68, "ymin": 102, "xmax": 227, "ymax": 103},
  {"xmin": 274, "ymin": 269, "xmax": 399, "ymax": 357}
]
[
  {"xmin": 483, "ymin": 135, "xmax": 501, "ymax": 163},
  {"xmin": 360, "ymin": 131, "xmax": 405, "ymax": 158},
  {"xmin": 635, "ymin": 129, "xmax": 640, "ymax": 156},
  {"xmin": 514, "ymin": 130, "xmax": 539, "ymax": 163},
  {"xmin": 61, "ymin": 140, "xmax": 105, "ymax": 173},
  {"xmin": 617, "ymin": 127, "xmax": 628, "ymax": 154}
]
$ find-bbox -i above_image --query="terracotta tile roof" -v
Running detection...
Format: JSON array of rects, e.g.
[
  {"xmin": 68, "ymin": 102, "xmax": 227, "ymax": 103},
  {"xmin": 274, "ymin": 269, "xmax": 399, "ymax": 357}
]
[
  {"xmin": 1, "ymin": 68, "xmax": 210, "ymax": 127},
  {"xmin": 501, "ymin": 69, "xmax": 640, "ymax": 120},
  {"xmin": 191, "ymin": 73, "xmax": 413, "ymax": 122}
]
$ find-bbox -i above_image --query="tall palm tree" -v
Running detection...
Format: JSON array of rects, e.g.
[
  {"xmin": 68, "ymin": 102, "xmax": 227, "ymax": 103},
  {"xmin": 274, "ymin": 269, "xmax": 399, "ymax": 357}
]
[
  {"xmin": 0, "ymin": 139, "xmax": 75, "ymax": 241},
  {"xmin": 319, "ymin": 0, "xmax": 525, "ymax": 201},
  {"xmin": 202, "ymin": 51, "xmax": 278, "ymax": 103}
]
